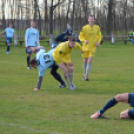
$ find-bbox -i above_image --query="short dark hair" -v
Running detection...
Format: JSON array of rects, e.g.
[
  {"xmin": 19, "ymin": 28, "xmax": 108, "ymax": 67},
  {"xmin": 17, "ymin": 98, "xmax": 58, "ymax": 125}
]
[
  {"xmin": 68, "ymin": 36, "xmax": 75, "ymax": 42},
  {"xmin": 29, "ymin": 59, "xmax": 37, "ymax": 66}
]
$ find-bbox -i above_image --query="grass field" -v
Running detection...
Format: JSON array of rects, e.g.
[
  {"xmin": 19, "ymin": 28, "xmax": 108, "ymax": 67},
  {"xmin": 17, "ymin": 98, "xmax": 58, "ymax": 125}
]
[{"xmin": 0, "ymin": 41, "xmax": 134, "ymax": 134}]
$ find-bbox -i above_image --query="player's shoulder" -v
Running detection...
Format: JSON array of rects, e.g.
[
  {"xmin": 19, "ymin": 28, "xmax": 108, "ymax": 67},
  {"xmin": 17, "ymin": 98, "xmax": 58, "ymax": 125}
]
[{"xmin": 94, "ymin": 24, "xmax": 100, "ymax": 28}]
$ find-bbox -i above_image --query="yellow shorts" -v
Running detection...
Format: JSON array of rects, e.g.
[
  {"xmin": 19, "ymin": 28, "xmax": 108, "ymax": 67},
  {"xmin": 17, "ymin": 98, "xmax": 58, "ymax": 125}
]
[
  {"xmin": 82, "ymin": 47, "xmax": 97, "ymax": 58},
  {"xmin": 54, "ymin": 54, "xmax": 72, "ymax": 65}
]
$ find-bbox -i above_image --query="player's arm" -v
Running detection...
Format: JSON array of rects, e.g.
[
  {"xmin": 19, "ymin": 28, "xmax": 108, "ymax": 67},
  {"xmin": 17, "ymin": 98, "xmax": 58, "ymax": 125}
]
[
  {"xmin": 75, "ymin": 42, "xmax": 84, "ymax": 53},
  {"xmin": 34, "ymin": 46, "xmax": 46, "ymax": 53},
  {"xmin": 25, "ymin": 30, "xmax": 28, "ymax": 48},
  {"xmin": 79, "ymin": 27, "xmax": 86, "ymax": 42},
  {"xmin": 97, "ymin": 27, "xmax": 102, "ymax": 44},
  {"xmin": 96, "ymin": 27, "xmax": 102, "ymax": 47},
  {"xmin": 34, "ymin": 76, "xmax": 43, "ymax": 91},
  {"xmin": 36, "ymin": 31, "xmax": 40, "ymax": 46},
  {"xmin": 0, "ymin": 30, "xmax": 5, "ymax": 35},
  {"xmin": 34, "ymin": 69, "xmax": 45, "ymax": 91}
]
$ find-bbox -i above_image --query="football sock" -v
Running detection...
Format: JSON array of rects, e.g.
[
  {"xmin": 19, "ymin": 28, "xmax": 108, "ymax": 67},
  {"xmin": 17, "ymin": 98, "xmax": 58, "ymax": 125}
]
[
  {"xmin": 53, "ymin": 73, "xmax": 65, "ymax": 85},
  {"xmin": 100, "ymin": 98, "xmax": 118, "ymax": 114},
  {"xmin": 83, "ymin": 62, "xmax": 87, "ymax": 74},
  {"xmin": 63, "ymin": 74, "xmax": 72, "ymax": 87},
  {"xmin": 85, "ymin": 63, "xmax": 92, "ymax": 78},
  {"xmin": 7, "ymin": 46, "xmax": 10, "ymax": 52},
  {"xmin": 68, "ymin": 73, "xmax": 74, "ymax": 83},
  {"xmin": 27, "ymin": 56, "xmax": 30, "ymax": 67}
]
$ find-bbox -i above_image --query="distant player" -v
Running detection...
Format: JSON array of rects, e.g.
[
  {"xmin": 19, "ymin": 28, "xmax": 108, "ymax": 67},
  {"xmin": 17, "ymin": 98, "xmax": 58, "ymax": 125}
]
[
  {"xmin": 0, "ymin": 22, "xmax": 14, "ymax": 54},
  {"xmin": 29, "ymin": 46, "xmax": 66, "ymax": 91},
  {"xmin": 25, "ymin": 20, "xmax": 40, "ymax": 69},
  {"xmin": 52, "ymin": 27, "xmax": 72, "ymax": 49},
  {"xmin": 91, "ymin": 93, "xmax": 134, "ymax": 119},
  {"xmin": 53, "ymin": 36, "xmax": 84, "ymax": 90},
  {"xmin": 79, "ymin": 15, "xmax": 102, "ymax": 81}
]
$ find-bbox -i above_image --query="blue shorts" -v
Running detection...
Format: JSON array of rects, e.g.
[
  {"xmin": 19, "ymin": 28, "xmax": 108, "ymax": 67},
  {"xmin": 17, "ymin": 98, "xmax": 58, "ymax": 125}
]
[
  {"xmin": 128, "ymin": 93, "xmax": 134, "ymax": 119},
  {"xmin": 26, "ymin": 46, "xmax": 35, "ymax": 54},
  {"xmin": 6, "ymin": 37, "xmax": 12, "ymax": 44}
]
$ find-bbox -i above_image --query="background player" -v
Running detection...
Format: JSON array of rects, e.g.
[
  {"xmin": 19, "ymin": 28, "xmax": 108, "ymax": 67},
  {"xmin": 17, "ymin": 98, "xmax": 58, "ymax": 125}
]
[
  {"xmin": 53, "ymin": 36, "xmax": 84, "ymax": 90},
  {"xmin": 0, "ymin": 22, "xmax": 14, "ymax": 54},
  {"xmin": 25, "ymin": 20, "xmax": 40, "ymax": 69},
  {"xmin": 91, "ymin": 93, "xmax": 134, "ymax": 119},
  {"xmin": 79, "ymin": 15, "xmax": 102, "ymax": 81},
  {"xmin": 29, "ymin": 46, "xmax": 66, "ymax": 91}
]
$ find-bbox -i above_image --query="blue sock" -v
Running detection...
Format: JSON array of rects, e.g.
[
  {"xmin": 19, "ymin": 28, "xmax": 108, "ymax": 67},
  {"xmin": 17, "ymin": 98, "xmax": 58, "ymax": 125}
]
[
  {"xmin": 100, "ymin": 98, "xmax": 118, "ymax": 114},
  {"xmin": 53, "ymin": 73, "xmax": 65, "ymax": 85},
  {"xmin": 7, "ymin": 46, "xmax": 10, "ymax": 52},
  {"xmin": 27, "ymin": 56, "xmax": 30, "ymax": 67}
]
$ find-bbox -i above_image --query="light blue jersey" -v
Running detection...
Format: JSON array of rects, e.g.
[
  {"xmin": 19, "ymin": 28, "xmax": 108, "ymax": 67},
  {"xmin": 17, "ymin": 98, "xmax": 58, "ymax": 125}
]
[
  {"xmin": 5, "ymin": 27, "xmax": 14, "ymax": 38},
  {"xmin": 36, "ymin": 49, "xmax": 54, "ymax": 77},
  {"xmin": 25, "ymin": 27, "xmax": 39, "ymax": 47}
]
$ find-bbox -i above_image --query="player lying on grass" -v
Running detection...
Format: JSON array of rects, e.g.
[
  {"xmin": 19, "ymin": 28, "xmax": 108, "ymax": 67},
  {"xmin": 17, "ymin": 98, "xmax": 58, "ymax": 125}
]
[
  {"xmin": 29, "ymin": 46, "xmax": 66, "ymax": 91},
  {"xmin": 53, "ymin": 36, "xmax": 84, "ymax": 90},
  {"xmin": 91, "ymin": 93, "xmax": 134, "ymax": 119}
]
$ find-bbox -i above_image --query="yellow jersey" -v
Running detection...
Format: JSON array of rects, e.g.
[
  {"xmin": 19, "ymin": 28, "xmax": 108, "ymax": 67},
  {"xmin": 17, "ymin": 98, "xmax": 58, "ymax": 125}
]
[
  {"xmin": 53, "ymin": 41, "xmax": 82, "ymax": 65},
  {"xmin": 79, "ymin": 24, "xmax": 102, "ymax": 51}
]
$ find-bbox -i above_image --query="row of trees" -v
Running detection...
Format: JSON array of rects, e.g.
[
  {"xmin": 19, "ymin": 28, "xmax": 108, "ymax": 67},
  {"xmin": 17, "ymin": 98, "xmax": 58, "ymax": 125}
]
[{"xmin": 0, "ymin": 0, "xmax": 134, "ymax": 41}]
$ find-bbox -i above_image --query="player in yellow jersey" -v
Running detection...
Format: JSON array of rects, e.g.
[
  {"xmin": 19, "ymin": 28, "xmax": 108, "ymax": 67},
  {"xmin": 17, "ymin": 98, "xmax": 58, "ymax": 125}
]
[
  {"xmin": 79, "ymin": 15, "xmax": 102, "ymax": 81},
  {"xmin": 53, "ymin": 36, "xmax": 84, "ymax": 90}
]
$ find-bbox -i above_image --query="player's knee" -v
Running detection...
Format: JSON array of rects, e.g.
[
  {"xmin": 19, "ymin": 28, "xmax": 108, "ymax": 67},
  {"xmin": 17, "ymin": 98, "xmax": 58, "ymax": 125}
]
[{"xmin": 115, "ymin": 94, "xmax": 122, "ymax": 102}]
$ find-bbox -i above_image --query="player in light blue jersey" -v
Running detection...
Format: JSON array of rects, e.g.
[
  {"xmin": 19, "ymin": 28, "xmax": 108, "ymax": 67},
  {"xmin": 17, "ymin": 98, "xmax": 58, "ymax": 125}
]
[
  {"xmin": 29, "ymin": 46, "xmax": 66, "ymax": 91},
  {"xmin": 0, "ymin": 23, "xmax": 14, "ymax": 54},
  {"xmin": 25, "ymin": 20, "xmax": 40, "ymax": 69}
]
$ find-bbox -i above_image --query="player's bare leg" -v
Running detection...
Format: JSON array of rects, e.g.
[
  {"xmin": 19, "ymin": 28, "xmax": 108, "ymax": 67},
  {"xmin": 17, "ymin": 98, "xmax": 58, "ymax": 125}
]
[{"xmin": 120, "ymin": 109, "xmax": 130, "ymax": 119}]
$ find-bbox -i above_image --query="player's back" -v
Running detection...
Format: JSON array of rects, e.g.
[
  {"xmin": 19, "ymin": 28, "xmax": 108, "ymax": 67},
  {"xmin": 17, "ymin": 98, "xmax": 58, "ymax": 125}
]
[{"xmin": 37, "ymin": 49, "xmax": 54, "ymax": 70}]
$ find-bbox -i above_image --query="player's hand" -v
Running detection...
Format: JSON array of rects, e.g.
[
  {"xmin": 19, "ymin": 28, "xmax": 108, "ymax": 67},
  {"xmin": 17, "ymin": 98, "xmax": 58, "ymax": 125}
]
[
  {"xmin": 85, "ymin": 40, "xmax": 88, "ymax": 44},
  {"xmin": 96, "ymin": 42, "xmax": 99, "ymax": 47},
  {"xmin": 33, "ymin": 87, "xmax": 40, "ymax": 91},
  {"xmin": 68, "ymin": 62, "xmax": 73, "ymax": 66},
  {"xmin": 81, "ymin": 50, "xmax": 84, "ymax": 54}
]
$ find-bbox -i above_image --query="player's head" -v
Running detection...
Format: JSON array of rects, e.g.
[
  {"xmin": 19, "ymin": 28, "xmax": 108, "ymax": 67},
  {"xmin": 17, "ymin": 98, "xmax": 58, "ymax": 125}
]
[
  {"xmin": 88, "ymin": 15, "xmax": 95, "ymax": 25},
  {"xmin": 29, "ymin": 59, "xmax": 38, "ymax": 67},
  {"xmin": 68, "ymin": 36, "xmax": 75, "ymax": 48},
  {"xmin": 9, "ymin": 22, "xmax": 13, "ymax": 28},
  {"xmin": 31, "ymin": 20, "xmax": 36, "ymax": 28}
]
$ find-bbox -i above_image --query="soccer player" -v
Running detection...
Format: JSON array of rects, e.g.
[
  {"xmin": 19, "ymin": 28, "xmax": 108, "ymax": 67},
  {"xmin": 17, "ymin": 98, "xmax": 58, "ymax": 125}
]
[
  {"xmin": 79, "ymin": 15, "xmax": 102, "ymax": 81},
  {"xmin": 52, "ymin": 27, "xmax": 72, "ymax": 48},
  {"xmin": 53, "ymin": 36, "xmax": 84, "ymax": 90},
  {"xmin": 25, "ymin": 20, "xmax": 40, "ymax": 69},
  {"xmin": 91, "ymin": 93, "xmax": 134, "ymax": 119},
  {"xmin": 0, "ymin": 22, "xmax": 14, "ymax": 54},
  {"xmin": 29, "ymin": 46, "xmax": 66, "ymax": 91}
]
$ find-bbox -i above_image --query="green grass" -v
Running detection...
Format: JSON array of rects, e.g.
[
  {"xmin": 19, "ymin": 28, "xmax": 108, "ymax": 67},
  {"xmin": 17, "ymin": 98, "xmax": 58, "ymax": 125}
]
[{"xmin": 0, "ymin": 41, "xmax": 134, "ymax": 134}]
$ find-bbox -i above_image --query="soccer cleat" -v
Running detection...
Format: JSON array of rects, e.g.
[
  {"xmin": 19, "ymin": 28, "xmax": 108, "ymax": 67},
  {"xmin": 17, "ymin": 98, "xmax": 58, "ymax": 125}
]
[
  {"xmin": 27, "ymin": 67, "xmax": 31, "ymax": 70},
  {"xmin": 82, "ymin": 77, "xmax": 89, "ymax": 81},
  {"xmin": 91, "ymin": 111, "xmax": 103, "ymax": 119},
  {"xmin": 69, "ymin": 86, "xmax": 76, "ymax": 91},
  {"xmin": 6, "ymin": 51, "xmax": 10, "ymax": 54},
  {"xmin": 59, "ymin": 83, "xmax": 66, "ymax": 88},
  {"xmin": 72, "ymin": 83, "xmax": 76, "ymax": 89}
]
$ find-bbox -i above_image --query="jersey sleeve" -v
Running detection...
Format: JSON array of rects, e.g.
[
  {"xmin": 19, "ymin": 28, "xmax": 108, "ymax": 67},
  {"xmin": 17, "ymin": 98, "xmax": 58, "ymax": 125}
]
[
  {"xmin": 79, "ymin": 27, "xmax": 86, "ymax": 42},
  {"xmin": 39, "ymin": 69, "xmax": 45, "ymax": 77},
  {"xmin": 97, "ymin": 27, "xmax": 102, "ymax": 44},
  {"xmin": 75, "ymin": 42, "xmax": 82, "ymax": 51}
]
